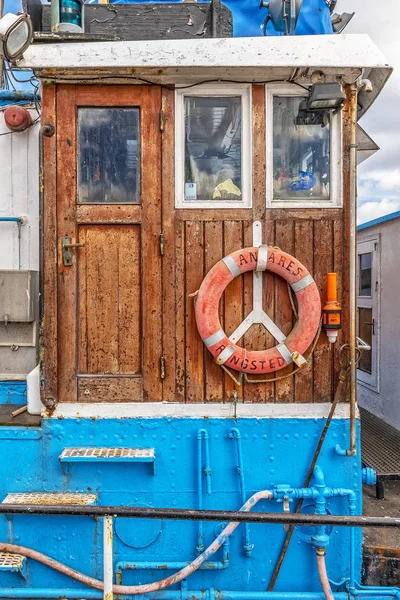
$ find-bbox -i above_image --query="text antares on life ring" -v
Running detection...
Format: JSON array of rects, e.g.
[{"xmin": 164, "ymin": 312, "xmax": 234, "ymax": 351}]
[{"xmin": 195, "ymin": 246, "xmax": 321, "ymax": 375}]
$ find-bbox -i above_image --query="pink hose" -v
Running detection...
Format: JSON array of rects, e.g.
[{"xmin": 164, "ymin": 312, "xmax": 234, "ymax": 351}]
[
  {"xmin": 316, "ymin": 550, "xmax": 335, "ymax": 600},
  {"xmin": 0, "ymin": 490, "xmax": 273, "ymax": 595}
]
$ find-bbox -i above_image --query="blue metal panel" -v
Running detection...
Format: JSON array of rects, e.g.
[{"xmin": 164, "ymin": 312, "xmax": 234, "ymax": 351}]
[
  {"xmin": 0, "ymin": 415, "xmax": 366, "ymax": 596},
  {"xmin": 0, "ymin": 381, "xmax": 27, "ymax": 405}
]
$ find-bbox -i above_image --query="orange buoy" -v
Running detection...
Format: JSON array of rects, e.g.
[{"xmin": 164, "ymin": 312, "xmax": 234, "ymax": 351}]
[{"xmin": 195, "ymin": 246, "xmax": 321, "ymax": 375}]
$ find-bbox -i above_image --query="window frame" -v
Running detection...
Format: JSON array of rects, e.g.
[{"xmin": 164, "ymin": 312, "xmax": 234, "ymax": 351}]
[
  {"xmin": 175, "ymin": 84, "xmax": 252, "ymax": 209},
  {"xmin": 265, "ymin": 83, "xmax": 342, "ymax": 209},
  {"xmin": 357, "ymin": 233, "xmax": 381, "ymax": 392}
]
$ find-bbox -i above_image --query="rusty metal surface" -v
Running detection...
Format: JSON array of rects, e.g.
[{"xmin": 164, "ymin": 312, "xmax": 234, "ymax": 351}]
[
  {"xmin": 360, "ymin": 407, "xmax": 400, "ymax": 477},
  {"xmin": 363, "ymin": 546, "xmax": 400, "ymax": 587},
  {"xmin": 0, "ymin": 552, "xmax": 25, "ymax": 568},
  {"xmin": 0, "ymin": 503, "xmax": 398, "ymax": 528},
  {"xmin": 60, "ymin": 447, "xmax": 155, "ymax": 460},
  {"xmin": 2, "ymin": 493, "xmax": 98, "ymax": 506}
]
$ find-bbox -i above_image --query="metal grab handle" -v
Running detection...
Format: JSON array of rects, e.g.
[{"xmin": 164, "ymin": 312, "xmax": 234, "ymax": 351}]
[
  {"xmin": 356, "ymin": 336, "xmax": 371, "ymax": 352},
  {"xmin": 61, "ymin": 236, "xmax": 86, "ymax": 266}
]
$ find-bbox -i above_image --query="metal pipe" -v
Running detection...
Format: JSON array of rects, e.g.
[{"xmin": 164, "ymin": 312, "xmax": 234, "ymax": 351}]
[
  {"xmin": 104, "ymin": 516, "xmax": 113, "ymax": 600},
  {"xmin": 229, "ymin": 428, "xmax": 253, "ymax": 557},
  {"xmin": 116, "ymin": 548, "xmax": 229, "ymax": 574},
  {"xmin": 0, "ymin": 590, "xmax": 398, "ymax": 600},
  {"xmin": 0, "ymin": 217, "xmax": 23, "ymax": 222},
  {"xmin": 197, "ymin": 428, "xmax": 212, "ymax": 553},
  {"xmin": 348, "ymin": 83, "xmax": 359, "ymax": 457},
  {"xmin": 0, "ymin": 504, "xmax": 398, "ymax": 527}
]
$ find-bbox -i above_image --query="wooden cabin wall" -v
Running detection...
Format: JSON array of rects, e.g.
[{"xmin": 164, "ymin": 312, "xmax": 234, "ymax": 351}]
[
  {"xmin": 41, "ymin": 83, "xmax": 351, "ymax": 405},
  {"xmin": 161, "ymin": 86, "xmax": 351, "ymax": 404}
]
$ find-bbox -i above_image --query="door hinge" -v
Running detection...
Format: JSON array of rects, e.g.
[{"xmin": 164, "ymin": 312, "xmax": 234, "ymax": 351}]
[
  {"xmin": 159, "ymin": 109, "xmax": 165, "ymax": 132},
  {"xmin": 159, "ymin": 233, "xmax": 165, "ymax": 256},
  {"xmin": 160, "ymin": 356, "xmax": 166, "ymax": 380}
]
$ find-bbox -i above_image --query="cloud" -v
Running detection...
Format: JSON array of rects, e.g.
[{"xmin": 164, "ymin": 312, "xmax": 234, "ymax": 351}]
[{"xmin": 357, "ymin": 197, "xmax": 400, "ymax": 225}]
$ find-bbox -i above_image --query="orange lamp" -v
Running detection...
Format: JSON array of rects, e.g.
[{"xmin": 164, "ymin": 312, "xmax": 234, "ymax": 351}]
[{"xmin": 322, "ymin": 273, "xmax": 342, "ymax": 343}]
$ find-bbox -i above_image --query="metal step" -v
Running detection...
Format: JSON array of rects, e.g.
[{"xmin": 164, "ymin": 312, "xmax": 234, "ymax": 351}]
[
  {"xmin": 59, "ymin": 447, "xmax": 155, "ymax": 473},
  {"xmin": 2, "ymin": 492, "xmax": 98, "ymax": 505},
  {"xmin": 0, "ymin": 552, "xmax": 27, "ymax": 578}
]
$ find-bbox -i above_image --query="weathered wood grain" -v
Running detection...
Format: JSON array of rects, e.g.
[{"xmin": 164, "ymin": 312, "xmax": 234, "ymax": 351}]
[
  {"xmin": 41, "ymin": 83, "xmax": 58, "ymax": 405},
  {"xmin": 77, "ymin": 376, "xmax": 142, "ymax": 403}
]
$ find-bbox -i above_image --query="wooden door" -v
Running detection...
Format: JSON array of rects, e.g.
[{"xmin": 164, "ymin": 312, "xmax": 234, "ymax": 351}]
[{"xmin": 56, "ymin": 85, "xmax": 162, "ymax": 402}]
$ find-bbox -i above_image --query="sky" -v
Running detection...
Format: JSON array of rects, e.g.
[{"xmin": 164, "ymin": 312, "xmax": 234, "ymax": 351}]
[
  {"xmin": 339, "ymin": 0, "xmax": 400, "ymax": 224},
  {"xmin": 3, "ymin": 0, "xmax": 398, "ymax": 224}
]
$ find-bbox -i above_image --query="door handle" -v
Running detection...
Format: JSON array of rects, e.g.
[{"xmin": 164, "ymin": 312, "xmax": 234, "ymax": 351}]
[
  {"xmin": 364, "ymin": 319, "xmax": 375, "ymax": 335},
  {"xmin": 61, "ymin": 236, "xmax": 85, "ymax": 266}
]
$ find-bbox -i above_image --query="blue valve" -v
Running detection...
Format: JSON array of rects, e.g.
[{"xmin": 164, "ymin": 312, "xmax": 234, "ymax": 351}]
[{"xmin": 362, "ymin": 467, "xmax": 377, "ymax": 486}]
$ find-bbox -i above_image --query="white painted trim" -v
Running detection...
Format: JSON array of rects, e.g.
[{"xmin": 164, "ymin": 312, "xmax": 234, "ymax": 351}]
[
  {"xmin": 19, "ymin": 34, "xmax": 390, "ymax": 74},
  {"xmin": 265, "ymin": 83, "xmax": 342, "ymax": 209},
  {"xmin": 49, "ymin": 402, "xmax": 352, "ymax": 420},
  {"xmin": 357, "ymin": 233, "xmax": 380, "ymax": 392},
  {"xmin": 175, "ymin": 84, "xmax": 252, "ymax": 209}
]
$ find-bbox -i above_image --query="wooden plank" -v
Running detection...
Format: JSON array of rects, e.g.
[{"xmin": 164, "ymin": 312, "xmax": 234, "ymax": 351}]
[
  {"xmin": 57, "ymin": 84, "xmax": 77, "ymax": 403},
  {"xmin": 251, "ymin": 84, "xmax": 266, "ymax": 221},
  {"xmin": 185, "ymin": 221, "xmax": 205, "ymax": 403},
  {"xmin": 118, "ymin": 227, "xmax": 141, "ymax": 374},
  {"xmin": 41, "ymin": 82, "xmax": 58, "ymax": 405},
  {"xmin": 204, "ymin": 221, "xmax": 224, "ymax": 402},
  {"xmin": 75, "ymin": 85, "xmax": 153, "ymax": 106},
  {"xmin": 313, "ymin": 219, "xmax": 334, "ymax": 403},
  {"xmin": 176, "ymin": 209, "xmax": 253, "ymax": 223},
  {"xmin": 223, "ymin": 221, "xmax": 244, "ymax": 402},
  {"xmin": 77, "ymin": 376, "xmax": 142, "ymax": 403},
  {"xmin": 175, "ymin": 219, "xmax": 186, "ymax": 403},
  {"xmin": 294, "ymin": 219, "xmax": 314, "ymax": 402},
  {"xmin": 140, "ymin": 85, "xmax": 163, "ymax": 401},
  {"xmin": 77, "ymin": 225, "xmax": 88, "ymax": 374},
  {"xmin": 41, "ymin": 3, "xmax": 233, "ymax": 40},
  {"xmin": 161, "ymin": 88, "xmax": 176, "ymax": 401},
  {"xmin": 333, "ymin": 216, "xmax": 344, "ymax": 384},
  {"xmin": 77, "ymin": 204, "xmax": 142, "ymax": 224},
  {"xmin": 85, "ymin": 226, "xmax": 120, "ymax": 374},
  {"xmin": 274, "ymin": 220, "xmax": 295, "ymax": 403}
]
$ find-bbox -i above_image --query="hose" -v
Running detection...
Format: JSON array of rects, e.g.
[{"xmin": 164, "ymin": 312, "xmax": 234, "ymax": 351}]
[
  {"xmin": 0, "ymin": 490, "xmax": 273, "ymax": 595},
  {"xmin": 316, "ymin": 549, "xmax": 335, "ymax": 600}
]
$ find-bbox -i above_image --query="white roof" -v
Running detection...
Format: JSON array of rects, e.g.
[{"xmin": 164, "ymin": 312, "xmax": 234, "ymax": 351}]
[{"xmin": 21, "ymin": 33, "xmax": 391, "ymax": 116}]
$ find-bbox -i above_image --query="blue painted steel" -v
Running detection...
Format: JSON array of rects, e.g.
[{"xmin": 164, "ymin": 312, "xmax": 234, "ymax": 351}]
[
  {"xmin": 197, "ymin": 429, "xmax": 212, "ymax": 553},
  {"xmin": 1, "ymin": 590, "xmax": 398, "ymax": 600},
  {"xmin": 0, "ymin": 415, "xmax": 366, "ymax": 597},
  {"xmin": 361, "ymin": 467, "xmax": 377, "ymax": 486},
  {"xmin": 229, "ymin": 428, "xmax": 253, "ymax": 557},
  {"xmin": 0, "ymin": 380, "xmax": 27, "ymax": 405},
  {"xmin": 0, "ymin": 91, "xmax": 37, "ymax": 107}
]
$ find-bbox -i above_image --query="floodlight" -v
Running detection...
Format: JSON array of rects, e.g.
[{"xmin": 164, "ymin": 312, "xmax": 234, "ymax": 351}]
[
  {"xmin": 307, "ymin": 83, "xmax": 345, "ymax": 112},
  {"xmin": 0, "ymin": 13, "xmax": 33, "ymax": 62}
]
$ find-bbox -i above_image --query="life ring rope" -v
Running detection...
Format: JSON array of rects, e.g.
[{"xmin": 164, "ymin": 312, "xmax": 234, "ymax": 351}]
[{"xmin": 195, "ymin": 244, "xmax": 322, "ymax": 376}]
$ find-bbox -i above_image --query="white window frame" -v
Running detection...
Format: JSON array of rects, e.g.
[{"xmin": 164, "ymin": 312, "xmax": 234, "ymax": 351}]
[
  {"xmin": 175, "ymin": 84, "xmax": 252, "ymax": 209},
  {"xmin": 357, "ymin": 233, "xmax": 380, "ymax": 392},
  {"xmin": 265, "ymin": 83, "xmax": 342, "ymax": 209}
]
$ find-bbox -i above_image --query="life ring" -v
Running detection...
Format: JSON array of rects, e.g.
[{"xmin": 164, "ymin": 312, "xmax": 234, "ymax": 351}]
[{"xmin": 195, "ymin": 246, "xmax": 321, "ymax": 374}]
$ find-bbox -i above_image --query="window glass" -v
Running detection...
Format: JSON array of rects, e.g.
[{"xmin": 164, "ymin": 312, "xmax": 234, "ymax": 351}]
[
  {"xmin": 78, "ymin": 108, "xmax": 140, "ymax": 204},
  {"xmin": 359, "ymin": 253, "xmax": 372, "ymax": 296},
  {"xmin": 184, "ymin": 96, "xmax": 242, "ymax": 202},
  {"xmin": 358, "ymin": 307, "xmax": 373, "ymax": 374},
  {"xmin": 273, "ymin": 96, "xmax": 330, "ymax": 202}
]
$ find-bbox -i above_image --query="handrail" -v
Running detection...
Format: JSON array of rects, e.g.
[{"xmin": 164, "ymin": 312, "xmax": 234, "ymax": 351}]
[{"xmin": 0, "ymin": 504, "xmax": 398, "ymax": 528}]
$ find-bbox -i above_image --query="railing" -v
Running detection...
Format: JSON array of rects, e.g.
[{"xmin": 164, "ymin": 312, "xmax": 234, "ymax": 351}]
[{"xmin": 0, "ymin": 504, "xmax": 398, "ymax": 600}]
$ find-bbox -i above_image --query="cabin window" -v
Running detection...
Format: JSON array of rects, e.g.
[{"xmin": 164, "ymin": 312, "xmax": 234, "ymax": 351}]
[
  {"xmin": 175, "ymin": 85, "xmax": 251, "ymax": 208},
  {"xmin": 357, "ymin": 235, "xmax": 380, "ymax": 391},
  {"xmin": 78, "ymin": 108, "xmax": 140, "ymax": 204},
  {"xmin": 266, "ymin": 84, "xmax": 341, "ymax": 208}
]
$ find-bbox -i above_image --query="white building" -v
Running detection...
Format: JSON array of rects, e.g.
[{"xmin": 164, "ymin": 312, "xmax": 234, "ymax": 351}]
[{"xmin": 357, "ymin": 210, "xmax": 400, "ymax": 429}]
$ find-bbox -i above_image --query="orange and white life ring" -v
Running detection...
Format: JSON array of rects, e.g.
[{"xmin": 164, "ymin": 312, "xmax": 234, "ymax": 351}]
[{"xmin": 195, "ymin": 246, "xmax": 321, "ymax": 375}]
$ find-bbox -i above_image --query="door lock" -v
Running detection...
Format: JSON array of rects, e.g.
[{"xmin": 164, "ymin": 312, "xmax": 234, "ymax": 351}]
[{"xmin": 61, "ymin": 236, "xmax": 85, "ymax": 266}]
